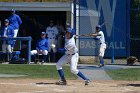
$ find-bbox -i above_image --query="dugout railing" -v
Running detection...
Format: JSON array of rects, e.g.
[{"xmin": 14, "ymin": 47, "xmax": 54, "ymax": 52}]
[{"xmin": 0, "ymin": 37, "xmax": 32, "ymax": 63}]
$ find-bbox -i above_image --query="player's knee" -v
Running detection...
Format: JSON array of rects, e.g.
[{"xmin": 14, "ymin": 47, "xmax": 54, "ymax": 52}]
[
  {"xmin": 30, "ymin": 51, "xmax": 34, "ymax": 55},
  {"xmin": 56, "ymin": 63, "xmax": 62, "ymax": 70},
  {"xmin": 71, "ymin": 68, "xmax": 78, "ymax": 74},
  {"xmin": 43, "ymin": 50, "xmax": 48, "ymax": 55}
]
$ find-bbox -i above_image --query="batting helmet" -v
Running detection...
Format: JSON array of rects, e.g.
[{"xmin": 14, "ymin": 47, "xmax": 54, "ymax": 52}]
[
  {"xmin": 66, "ymin": 28, "xmax": 75, "ymax": 38},
  {"xmin": 96, "ymin": 25, "xmax": 101, "ymax": 29},
  {"xmin": 96, "ymin": 25, "xmax": 101, "ymax": 30}
]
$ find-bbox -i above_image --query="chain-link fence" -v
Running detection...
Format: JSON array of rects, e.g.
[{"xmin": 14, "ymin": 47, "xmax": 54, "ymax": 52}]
[
  {"xmin": 77, "ymin": 0, "xmax": 140, "ymax": 64},
  {"xmin": 130, "ymin": 0, "xmax": 140, "ymax": 60},
  {"xmin": 78, "ymin": 0, "xmax": 129, "ymax": 64}
]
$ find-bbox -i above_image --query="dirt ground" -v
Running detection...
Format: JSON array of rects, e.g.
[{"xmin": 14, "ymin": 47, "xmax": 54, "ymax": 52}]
[{"xmin": 0, "ymin": 79, "xmax": 140, "ymax": 93}]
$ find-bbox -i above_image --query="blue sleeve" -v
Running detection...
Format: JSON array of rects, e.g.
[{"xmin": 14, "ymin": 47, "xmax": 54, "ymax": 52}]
[{"xmin": 17, "ymin": 15, "xmax": 22, "ymax": 25}]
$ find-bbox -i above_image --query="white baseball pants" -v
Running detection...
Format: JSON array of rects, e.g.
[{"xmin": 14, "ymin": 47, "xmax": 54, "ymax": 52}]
[
  {"xmin": 99, "ymin": 44, "xmax": 106, "ymax": 57},
  {"xmin": 56, "ymin": 53, "xmax": 79, "ymax": 74},
  {"xmin": 13, "ymin": 29, "xmax": 19, "ymax": 37},
  {"xmin": 30, "ymin": 50, "xmax": 48, "ymax": 55},
  {"xmin": 48, "ymin": 39, "xmax": 57, "ymax": 53},
  {"xmin": 2, "ymin": 41, "xmax": 12, "ymax": 53}
]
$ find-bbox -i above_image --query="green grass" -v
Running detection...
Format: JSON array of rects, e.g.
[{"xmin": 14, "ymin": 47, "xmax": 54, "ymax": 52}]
[
  {"xmin": 0, "ymin": 64, "xmax": 77, "ymax": 79},
  {"xmin": 106, "ymin": 68, "xmax": 140, "ymax": 80}
]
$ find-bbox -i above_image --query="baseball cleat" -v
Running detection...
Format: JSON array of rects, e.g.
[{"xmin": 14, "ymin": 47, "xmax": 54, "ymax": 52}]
[
  {"xmin": 85, "ymin": 79, "xmax": 90, "ymax": 86},
  {"xmin": 56, "ymin": 80, "xmax": 67, "ymax": 85}
]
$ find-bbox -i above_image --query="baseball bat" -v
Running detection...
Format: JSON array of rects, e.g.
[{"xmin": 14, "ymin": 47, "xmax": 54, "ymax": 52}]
[
  {"xmin": 100, "ymin": 21, "xmax": 105, "ymax": 27},
  {"xmin": 76, "ymin": 21, "xmax": 105, "ymax": 37},
  {"xmin": 75, "ymin": 34, "xmax": 92, "ymax": 37}
]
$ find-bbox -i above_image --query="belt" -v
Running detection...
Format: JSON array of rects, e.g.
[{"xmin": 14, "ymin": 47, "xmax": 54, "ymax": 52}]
[
  {"xmin": 71, "ymin": 53, "xmax": 75, "ymax": 55},
  {"xmin": 67, "ymin": 53, "xmax": 77, "ymax": 55},
  {"xmin": 100, "ymin": 43, "xmax": 106, "ymax": 44}
]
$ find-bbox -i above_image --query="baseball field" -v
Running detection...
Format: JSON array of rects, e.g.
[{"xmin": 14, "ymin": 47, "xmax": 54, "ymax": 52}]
[{"xmin": 0, "ymin": 64, "xmax": 140, "ymax": 93}]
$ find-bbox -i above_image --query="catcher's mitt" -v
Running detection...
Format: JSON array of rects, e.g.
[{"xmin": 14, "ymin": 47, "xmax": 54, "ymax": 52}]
[{"xmin": 127, "ymin": 56, "xmax": 138, "ymax": 66}]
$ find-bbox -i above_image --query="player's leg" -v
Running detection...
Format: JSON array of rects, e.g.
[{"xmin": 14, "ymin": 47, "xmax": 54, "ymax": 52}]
[
  {"xmin": 13, "ymin": 29, "xmax": 19, "ymax": 37},
  {"xmin": 42, "ymin": 50, "xmax": 48, "ymax": 63},
  {"xmin": 2, "ymin": 41, "xmax": 7, "ymax": 61},
  {"xmin": 49, "ymin": 41, "xmax": 54, "ymax": 62},
  {"xmin": 47, "ymin": 41, "xmax": 51, "ymax": 62},
  {"xmin": 30, "ymin": 50, "xmax": 38, "ymax": 64},
  {"xmin": 70, "ymin": 53, "xmax": 90, "ymax": 85},
  {"xmin": 7, "ymin": 44, "xmax": 12, "ymax": 61},
  {"xmin": 56, "ymin": 55, "xmax": 69, "ymax": 85},
  {"xmin": 99, "ymin": 46, "xmax": 106, "ymax": 67},
  {"xmin": 7, "ymin": 44, "xmax": 12, "ymax": 53},
  {"xmin": 2, "ymin": 41, "xmax": 7, "ymax": 53},
  {"xmin": 11, "ymin": 29, "xmax": 18, "ymax": 51}
]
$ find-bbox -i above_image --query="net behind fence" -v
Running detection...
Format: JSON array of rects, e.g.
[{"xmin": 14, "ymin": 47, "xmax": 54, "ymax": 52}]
[{"xmin": 130, "ymin": 0, "xmax": 140, "ymax": 60}]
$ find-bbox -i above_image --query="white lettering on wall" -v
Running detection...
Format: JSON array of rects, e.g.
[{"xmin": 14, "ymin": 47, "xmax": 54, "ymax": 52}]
[{"xmin": 80, "ymin": 41, "xmax": 125, "ymax": 49}]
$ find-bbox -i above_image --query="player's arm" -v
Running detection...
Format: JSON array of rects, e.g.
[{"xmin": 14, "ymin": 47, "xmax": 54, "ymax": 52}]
[
  {"xmin": 46, "ymin": 27, "xmax": 49, "ymax": 33},
  {"xmin": 17, "ymin": 15, "xmax": 22, "ymax": 25}
]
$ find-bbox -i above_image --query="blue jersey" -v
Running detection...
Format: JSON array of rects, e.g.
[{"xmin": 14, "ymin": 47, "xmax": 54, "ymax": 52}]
[
  {"xmin": 36, "ymin": 38, "xmax": 49, "ymax": 51},
  {"xmin": 0, "ymin": 25, "xmax": 14, "ymax": 44},
  {"xmin": 8, "ymin": 14, "xmax": 22, "ymax": 29}
]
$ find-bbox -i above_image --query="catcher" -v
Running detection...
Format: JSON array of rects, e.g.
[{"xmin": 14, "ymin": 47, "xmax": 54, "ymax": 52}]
[{"xmin": 127, "ymin": 56, "xmax": 138, "ymax": 66}]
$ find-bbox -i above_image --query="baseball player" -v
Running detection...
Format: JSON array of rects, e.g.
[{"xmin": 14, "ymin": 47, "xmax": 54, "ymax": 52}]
[
  {"xmin": 8, "ymin": 9, "xmax": 22, "ymax": 51},
  {"xmin": 46, "ymin": 20, "xmax": 58, "ymax": 62},
  {"xmin": 87, "ymin": 25, "xmax": 106, "ymax": 67},
  {"xmin": 0, "ymin": 19, "xmax": 14, "ymax": 60},
  {"xmin": 30, "ymin": 32, "xmax": 49, "ymax": 64},
  {"xmin": 56, "ymin": 28, "xmax": 90, "ymax": 85}
]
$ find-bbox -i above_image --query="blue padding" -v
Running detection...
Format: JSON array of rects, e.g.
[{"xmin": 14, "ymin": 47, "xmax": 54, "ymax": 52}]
[
  {"xmin": 0, "ymin": 51, "xmax": 20, "ymax": 54},
  {"xmin": 13, "ymin": 51, "xmax": 20, "ymax": 54}
]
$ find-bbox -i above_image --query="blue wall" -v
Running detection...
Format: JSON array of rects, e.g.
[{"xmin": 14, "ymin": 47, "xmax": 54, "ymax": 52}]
[{"xmin": 79, "ymin": 0, "xmax": 130, "ymax": 57}]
